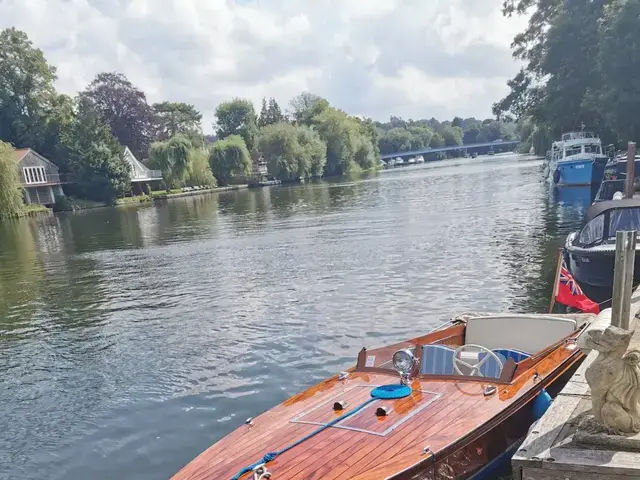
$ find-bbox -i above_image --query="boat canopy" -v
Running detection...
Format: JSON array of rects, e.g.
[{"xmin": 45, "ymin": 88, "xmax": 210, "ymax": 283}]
[
  {"xmin": 585, "ymin": 197, "xmax": 640, "ymax": 222},
  {"xmin": 578, "ymin": 198, "xmax": 640, "ymax": 246}
]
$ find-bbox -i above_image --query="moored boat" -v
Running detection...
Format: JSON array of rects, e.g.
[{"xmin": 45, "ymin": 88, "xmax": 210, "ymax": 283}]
[
  {"xmin": 549, "ymin": 127, "xmax": 608, "ymax": 187},
  {"xmin": 407, "ymin": 157, "xmax": 416, "ymax": 165},
  {"xmin": 173, "ymin": 313, "xmax": 587, "ymax": 480},
  {"xmin": 565, "ymin": 197, "xmax": 640, "ymax": 288},
  {"xmin": 602, "ymin": 152, "xmax": 640, "ymax": 182},
  {"xmin": 395, "ymin": 157, "xmax": 404, "ymax": 166},
  {"xmin": 594, "ymin": 178, "xmax": 625, "ymax": 202},
  {"xmin": 416, "ymin": 155, "xmax": 425, "ymax": 164}
]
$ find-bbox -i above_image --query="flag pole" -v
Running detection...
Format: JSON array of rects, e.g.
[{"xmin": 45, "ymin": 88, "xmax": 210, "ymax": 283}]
[{"xmin": 549, "ymin": 248, "xmax": 563, "ymax": 313}]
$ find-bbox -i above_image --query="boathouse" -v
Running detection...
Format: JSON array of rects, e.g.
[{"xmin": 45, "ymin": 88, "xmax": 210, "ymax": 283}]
[
  {"xmin": 123, "ymin": 146, "xmax": 163, "ymax": 193},
  {"xmin": 15, "ymin": 148, "xmax": 69, "ymax": 206}
]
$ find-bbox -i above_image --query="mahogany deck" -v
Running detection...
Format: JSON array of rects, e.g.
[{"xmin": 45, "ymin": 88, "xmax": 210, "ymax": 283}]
[{"xmin": 173, "ymin": 323, "xmax": 584, "ymax": 480}]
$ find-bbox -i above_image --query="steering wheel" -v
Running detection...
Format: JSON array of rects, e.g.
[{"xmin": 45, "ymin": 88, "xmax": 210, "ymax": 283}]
[{"xmin": 453, "ymin": 344, "xmax": 503, "ymax": 377}]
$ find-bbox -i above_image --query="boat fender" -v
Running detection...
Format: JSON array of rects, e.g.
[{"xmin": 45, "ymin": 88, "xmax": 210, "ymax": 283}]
[
  {"xmin": 533, "ymin": 388, "xmax": 552, "ymax": 420},
  {"xmin": 553, "ymin": 169, "xmax": 561, "ymax": 184}
]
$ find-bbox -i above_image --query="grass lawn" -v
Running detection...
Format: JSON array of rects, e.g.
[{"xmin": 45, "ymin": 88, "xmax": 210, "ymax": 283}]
[
  {"xmin": 115, "ymin": 194, "xmax": 152, "ymax": 205},
  {"xmin": 151, "ymin": 189, "xmax": 182, "ymax": 197},
  {"xmin": 22, "ymin": 204, "xmax": 50, "ymax": 216}
]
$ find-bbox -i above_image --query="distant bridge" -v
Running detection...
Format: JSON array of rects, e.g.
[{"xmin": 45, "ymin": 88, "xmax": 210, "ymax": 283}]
[{"xmin": 380, "ymin": 140, "xmax": 520, "ymax": 160}]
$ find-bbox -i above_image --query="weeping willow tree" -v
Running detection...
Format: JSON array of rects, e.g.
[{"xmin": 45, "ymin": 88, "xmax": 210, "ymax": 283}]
[
  {"xmin": 185, "ymin": 148, "xmax": 216, "ymax": 187},
  {"xmin": 148, "ymin": 134, "xmax": 193, "ymax": 190},
  {"xmin": 0, "ymin": 141, "xmax": 25, "ymax": 219}
]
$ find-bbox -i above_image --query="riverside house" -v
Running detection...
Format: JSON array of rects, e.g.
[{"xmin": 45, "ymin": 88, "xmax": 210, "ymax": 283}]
[
  {"xmin": 123, "ymin": 147, "xmax": 163, "ymax": 194},
  {"xmin": 15, "ymin": 148, "xmax": 69, "ymax": 206}
]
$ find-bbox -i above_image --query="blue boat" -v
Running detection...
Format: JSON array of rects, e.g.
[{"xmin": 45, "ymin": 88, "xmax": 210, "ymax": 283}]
[{"xmin": 549, "ymin": 127, "xmax": 609, "ymax": 187}]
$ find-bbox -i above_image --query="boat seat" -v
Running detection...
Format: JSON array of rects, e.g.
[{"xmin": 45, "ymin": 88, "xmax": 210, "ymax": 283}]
[
  {"xmin": 420, "ymin": 345, "xmax": 506, "ymax": 378},
  {"xmin": 492, "ymin": 348, "xmax": 531, "ymax": 364},
  {"xmin": 464, "ymin": 314, "xmax": 577, "ymax": 354},
  {"xmin": 477, "ymin": 351, "xmax": 507, "ymax": 378},
  {"xmin": 420, "ymin": 345, "xmax": 455, "ymax": 375}
]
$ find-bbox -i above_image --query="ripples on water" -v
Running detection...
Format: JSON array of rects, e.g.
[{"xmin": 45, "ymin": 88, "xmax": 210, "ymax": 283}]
[{"xmin": 0, "ymin": 155, "xmax": 589, "ymax": 479}]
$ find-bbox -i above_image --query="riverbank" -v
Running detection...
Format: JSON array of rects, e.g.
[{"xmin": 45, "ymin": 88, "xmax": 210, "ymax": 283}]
[
  {"xmin": 57, "ymin": 185, "xmax": 251, "ymax": 212},
  {"xmin": 151, "ymin": 185, "xmax": 247, "ymax": 200}
]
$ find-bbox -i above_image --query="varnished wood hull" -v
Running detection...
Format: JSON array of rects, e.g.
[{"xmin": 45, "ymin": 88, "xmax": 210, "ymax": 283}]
[
  {"xmin": 396, "ymin": 360, "xmax": 581, "ymax": 480},
  {"xmin": 172, "ymin": 323, "xmax": 585, "ymax": 480}
]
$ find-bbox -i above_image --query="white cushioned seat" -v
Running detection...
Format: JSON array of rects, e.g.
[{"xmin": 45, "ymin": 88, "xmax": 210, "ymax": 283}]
[{"xmin": 464, "ymin": 314, "xmax": 577, "ymax": 355}]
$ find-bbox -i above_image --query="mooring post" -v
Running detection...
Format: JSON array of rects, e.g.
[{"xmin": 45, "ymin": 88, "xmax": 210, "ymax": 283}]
[
  {"xmin": 626, "ymin": 141, "xmax": 636, "ymax": 198},
  {"xmin": 611, "ymin": 230, "xmax": 637, "ymax": 329}
]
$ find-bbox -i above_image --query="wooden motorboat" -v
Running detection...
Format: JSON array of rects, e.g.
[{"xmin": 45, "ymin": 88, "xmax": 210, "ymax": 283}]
[{"xmin": 173, "ymin": 313, "xmax": 590, "ymax": 480}]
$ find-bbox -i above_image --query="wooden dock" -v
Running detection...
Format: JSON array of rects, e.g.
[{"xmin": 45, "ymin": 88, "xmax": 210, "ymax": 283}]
[{"xmin": 512, "ymin": 288, "xmax": 640, "ymax": 480}]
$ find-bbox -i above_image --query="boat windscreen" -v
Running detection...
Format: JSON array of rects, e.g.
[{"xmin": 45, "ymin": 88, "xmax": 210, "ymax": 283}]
[
  {"xmin": 579, "ymin": 214, "xmax": 604, "ymax": 245},
  {"xmin": 596, "ymin": 180, "xmax": 625, "ymax": 201},
  {"xmin": 608, "ymin": 208, "xmax": 640, "ymax": 238},
  {"xmin": 584, "ymin": 144, "xmax": 601, "ymax": 154}
]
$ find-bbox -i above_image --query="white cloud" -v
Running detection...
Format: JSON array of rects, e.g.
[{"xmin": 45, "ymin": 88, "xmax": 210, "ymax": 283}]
[{"xmin": 0, "ymin": 0, "xmax": 528, "ymax": 132}]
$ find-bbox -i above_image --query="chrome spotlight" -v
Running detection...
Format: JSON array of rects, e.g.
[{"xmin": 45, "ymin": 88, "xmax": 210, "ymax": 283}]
[{"xmin": 392, "ymin": 348, "xmax": 416, "ymax": 384}]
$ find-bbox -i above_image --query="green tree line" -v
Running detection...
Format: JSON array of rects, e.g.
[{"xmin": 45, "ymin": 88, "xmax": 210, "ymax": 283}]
[
  {"xmin": 374, "ymin": 116, "xmax": 517, "ymax": 155},
  {"xmin": 0, "ymin": 26, "xmax": 522, "ymax": 219},
  {"xmin": 494, "ymin": 0, "xmax": 640, "ymax": 154}
]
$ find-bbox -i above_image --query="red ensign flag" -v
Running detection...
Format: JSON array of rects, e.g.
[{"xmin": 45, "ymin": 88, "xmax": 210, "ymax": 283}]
[{"xmin": 556, "ymin": 260, "xmax": 600, "ymax": 314}]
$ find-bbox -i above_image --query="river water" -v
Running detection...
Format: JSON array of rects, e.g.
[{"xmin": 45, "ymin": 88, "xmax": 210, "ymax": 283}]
[{"xmin": 0, "ymin": 154, "xmax": 591, "ymax": 480}]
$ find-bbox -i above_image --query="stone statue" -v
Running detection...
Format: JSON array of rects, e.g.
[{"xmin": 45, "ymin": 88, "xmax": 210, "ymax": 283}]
[{"xmin": 584, "ymin": 326, "xmax": 640, "ymax": 434}]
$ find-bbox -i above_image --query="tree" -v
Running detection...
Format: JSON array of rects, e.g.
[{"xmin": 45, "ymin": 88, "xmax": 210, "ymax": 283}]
[
  {"xmin": 258, "ymin": 98, "xmax": 269, "ymax": 128},
  {"xmin": 463, "ymin": 124, "xmax": 481, "ymax": 144},
  {"xmin": 59, "ymin": 97, "xmax": 129, "ymax": 203},
  {"xmin": 442, "ymin": 126, "xmax": 463, "ymax": 146},
  {"xmin": 0, "ymin": 28, "xmax": 57, "ymax": 152},
  {"xmin": 257, "ymin": 123, "xmax": 305, "ymax": 181},
  {"xmin": 148, "ymin": 134, "xmax": 193, "ymax": 189},
  {"xmin": 430, "ymin": 133, "xmax": 445, "ymax": 148},
  {"xmin": 312, "ymin": 108, "xmax": 359, "ymax": 176},
  {"xmin": 185, "ymin": 148, "xmax": 216, "ymax": 187},
  {"xmin": 297, "ymin": 125, "xmax": 327, "ymax": 177},
  {"xmin": 214, "ymin": 98, "xmax": 258, "ymax": 150},
  {"xmin": 258, "ymin": 97, "xmax": 286, "ymax": 128},
  {"xmin": 0, "ymin": 142, "xmax": 25, "ymax": 219},
  {"xmin": 153, "ymin": 102, "xmax": 203, "ymax": 142},
  {"xmin": 81, "ymin": 72, "xmax": 155, "ymax": 159},
  {"xmin": 594, "ymin": 0, "xmax": 640, "ymax": 144},
  {"xmin": 257, "ymin": 123, "xmax": 327, "ymax": 181},
  {"xmin": 358, "ymin": 118, "xmax": 382, "ymax": 167},
  {"xmin": 406, "ymin": 125, "xmax": 434, "ymax": 150},
  {"xmin": 289, "ymin": 92, "xmax": 330, "ymax": 126},
  {"xmin": 495, "ymin": 0, "xmax": 613, "ymax": 152},
  {"xmin": 209, "ymin": 135, "xmax": 251, "ymax": 185},
  {"xmin": 379, "ymin": 128, "xmax": 413, "ymax": 155},
  {"xmin": 452, "ymin": 116, "xmax": 464, "ymax": 128}
]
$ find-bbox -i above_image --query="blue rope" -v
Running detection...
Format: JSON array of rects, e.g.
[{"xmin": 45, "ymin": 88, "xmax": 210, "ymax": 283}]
[{"xmin": 230, "ymin": 397, "xmax": 376, "ymax": 480}]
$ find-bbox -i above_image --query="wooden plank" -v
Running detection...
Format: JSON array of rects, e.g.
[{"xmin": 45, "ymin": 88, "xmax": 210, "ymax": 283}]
[
  {"xmin": 558, "ymin": 379, "xmax": 590, "ymax": 396},
  {"xmin": 541, "ymin": 446, "xmax": 640, "ymax": 475},
  {"xmin": 520, "ymin": 466, "xmax": 640, "ymax": 480},
  {"xmin": 512, "ymin": 395, "xmax": 581, "ymax": 468}
]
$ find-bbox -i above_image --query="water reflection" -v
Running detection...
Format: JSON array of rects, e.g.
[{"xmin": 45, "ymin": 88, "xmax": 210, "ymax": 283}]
[{"xmin": 0, "ymin": 155, "xmax": 589, "ymax": 480}]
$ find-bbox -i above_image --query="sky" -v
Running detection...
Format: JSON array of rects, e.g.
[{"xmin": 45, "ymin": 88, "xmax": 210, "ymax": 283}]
[{"xmin": 0, "ymin": 0, "xmax": 528, "ymax": 133}]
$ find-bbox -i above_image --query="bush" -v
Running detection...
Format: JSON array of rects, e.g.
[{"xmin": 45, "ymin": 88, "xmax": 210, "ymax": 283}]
[{"xmin": 53, "ymin": 195, "xmax": 72, "ymax": 212}]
